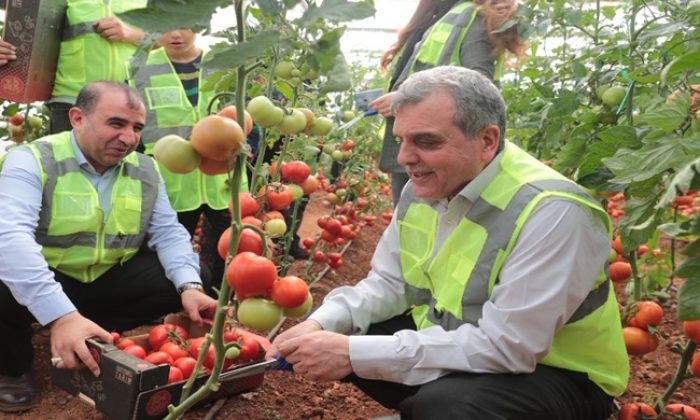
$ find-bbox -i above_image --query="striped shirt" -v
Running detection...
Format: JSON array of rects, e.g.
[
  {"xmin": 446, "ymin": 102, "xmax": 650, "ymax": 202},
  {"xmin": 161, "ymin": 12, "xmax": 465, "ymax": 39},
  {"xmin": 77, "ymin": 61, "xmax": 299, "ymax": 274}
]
[{"xmin": 172, "ymin": 53, "xmax": 202, "ymax": 106}]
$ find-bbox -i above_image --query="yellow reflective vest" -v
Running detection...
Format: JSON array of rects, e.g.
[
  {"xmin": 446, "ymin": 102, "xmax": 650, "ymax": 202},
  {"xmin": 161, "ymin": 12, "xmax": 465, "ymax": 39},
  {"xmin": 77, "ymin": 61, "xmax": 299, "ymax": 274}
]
[
  {"xmin": 397, "ymin": 141, "xmax": 629, "ymax": 397},
  {"xmin": 25, "ymin": 132, "xmax": 157, "ymax": 282},
  {"xmin": 52, "ymin": 0, "xmax": 147, "ymax": 101},
  {"xmin": 127, "ymin": 47, "xmax": 247, "ymax": 212}
]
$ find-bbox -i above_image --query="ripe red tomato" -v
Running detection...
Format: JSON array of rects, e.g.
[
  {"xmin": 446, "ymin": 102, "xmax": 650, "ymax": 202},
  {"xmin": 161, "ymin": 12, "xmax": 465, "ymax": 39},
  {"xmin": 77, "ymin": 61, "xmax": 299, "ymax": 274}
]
[
  {"xmin": 123, "ymin": 344, "xmax": 147, "ymax": 359},
  {"xmin": 609, "ymin": 261, "xmax": 632, "ymax": 283},
  {"xmin": 618, "ymin": 402, "xmax": 657, "ymax": 420},
  {"xmin": 237, "ymin": 336, "xmax": 260, "ymax": 362},
  {"xmin": 242, "ymin": 215, "xmax": 263, "ymax": 227},
  {"xmin": 691, "ymin": 352, "xmax": 700, "ymax": 379},
  {"xmin": 160, "ymin": 341, "xmax": 189, "ymax": 361},
  {"xmin": 301, "ymin": 237, "xmax": 315, "ymax": 249},
  {"xmin": 684, "ymin": 320, "xmax": 700, "ymax": 344},
  {"xmin": 271, "ymin": 276, "xmax": 309, "ymax": 308},
  {"xmin": 325, "ymin": 218, "xmax": 342, "ymax": 235},
  {"xmin": 110, "ymin": 332, "xmax": 121, "ymax": 344},
  {"xmin": 226, "ymin": 252, "xmax": 278, "ymax": 296},
  {"xmin": 9, "ymin": 113, "xmax": 24, "ymax": 126},
  {"xmin": 117, "ymin": 338, "xmax": 135, "ymax": 350},
  {"xmin": 626, "ymin": 301, "xmax": 663, "ymax": 329},
  {"xmin": 258, "ymin": 183, "xmax": 293, "ymax": 211},
  {"xmin": 148, "ymin": 323, "xmax": 189, "ymax": 351},
  {"xmin": 328, "ymin": 257, "xmax": 343, "ymax": 269},
  {"xmin": 317, "ymin": 216, "xmax": 329, "ymax": 229},
  {"xmin": 300, "ymin": 175, "xmax": 320, "ymax": 195},
  {"xmin": 280, "ymin": 160, "xmax": 311, "ymax": 184},
  {"xmin": 237, "ymin": 192, "xmax": 261, "ymax": 218},
  {"xmin": 173, "ymin": 356, "xmax": 197, "ymax": 380},
  {"xmin": 167, "ymin": 366, "xmax": 184, "ymax": 383},
  {"xmin": 219, "ymin": 227, "xmax": 264, "ymax": 259},
  {"xmin": 665, "ymin": 403, "xmax": 700, "ymax": 420},
  {"xmin": 622, "ymin": 326, "xmax": 659, "ymax": 355},
  {"xmin": 313, "ymin": 251, "xmax": 325, "ymax": 262},
  {"xmin": 145, "ymin": 351, "xmax": 174, "ymax": 366}
]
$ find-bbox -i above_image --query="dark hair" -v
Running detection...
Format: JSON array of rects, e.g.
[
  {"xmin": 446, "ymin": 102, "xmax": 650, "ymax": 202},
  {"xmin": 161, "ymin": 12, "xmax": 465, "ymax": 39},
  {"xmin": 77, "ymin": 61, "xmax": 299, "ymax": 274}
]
[
  {"xmin": 393, "ymin": 66, "xmax": 506, "ymax": 149},
  {"xmin": 75, "ymin": 81, "xmax": 143, "ymax": 115}
]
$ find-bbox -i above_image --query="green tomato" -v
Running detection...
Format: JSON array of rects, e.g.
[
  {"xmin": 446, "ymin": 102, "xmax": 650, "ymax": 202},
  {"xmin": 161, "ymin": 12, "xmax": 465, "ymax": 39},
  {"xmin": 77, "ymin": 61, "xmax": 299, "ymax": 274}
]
[
  {"xmin": 153, "ymin": 134, "xmax": 201, "ymax": 174},
  {"xmin": 341, "ymin": 110, "xmax": 355, "ymax": 122},
  {"xmin": 322, "ymin": 144, "xmax": 335, "ymax": 155},
  {"xmin": 608, "ymin": 248, "xmax": 618, "ymax": 263},
  {"xmin": 283, "ymin": 292, "xmax": 313, "ymax": 318},
  {"xmin": 28, "ymin": 116, "xmax": 43, "ymax": 130},
  {"xmin": 247, "ymin": 96, "xmax": 284, "ymax": 128},
  {"xmin": 264, "ymin": 218, "xmax": 287, "ymax": 238},
  {"xmin": 277, "ymin": 109, "xmax": 307, "ymax": 135},
  {"xmin": 237, "ymin": 298, "xmax": 283, "ymax": 331},
  {"xmin": 225, "ymin": 346, "xmax": 240, "ymax": 361},
  {"xmin": 602, "ymin": 86, "xmax": 626, "ymax": 107},
  {"xmin": 331, "ymin": 150, "xmax": 345, "ymax": 162},
  {"xmin": 288, "ymin": 184, "xmax": 304, "ymax": 201},
  {"xmin": 335, "ymin": 188, "xmax": 347, "ymax": 199},
  {"xmin": 310, "ymin": 117, "xmax": 333, "ymax": 136},
  {"xmin": 275, "ymin": 61, "xmax": 297, "ymax": 80}
]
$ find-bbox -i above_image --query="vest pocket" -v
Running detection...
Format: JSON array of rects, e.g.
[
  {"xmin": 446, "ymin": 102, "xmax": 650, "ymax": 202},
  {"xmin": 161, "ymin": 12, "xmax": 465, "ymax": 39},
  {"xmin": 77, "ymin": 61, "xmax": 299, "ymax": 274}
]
[
  {"xmin": 398, "ymin": 219, "xmax": 434, "ymax": 290},
  {"xmin": 146, "ymin": 85, "xmax": 185, "ymax": 109},
  {"xmin": 56, "ymin": 39, "xmax": 86, "ymax": 84},
  {"xmin": 433, "ymin": 254, "xmax": 475, "ymax": 315},
  {"xmin": 50, "ymin": 192, "xmax": 97, "ymax": 234}
]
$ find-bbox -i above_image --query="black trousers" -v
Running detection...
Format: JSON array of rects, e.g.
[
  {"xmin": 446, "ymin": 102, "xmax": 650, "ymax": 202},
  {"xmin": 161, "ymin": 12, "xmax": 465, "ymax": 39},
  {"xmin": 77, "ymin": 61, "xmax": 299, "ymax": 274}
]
[
  {"xmin": 346, "ymin": 314, "xmax": 614, "ymax": 420},
  {"xmin": 0, "ymin": 250, "xmax": 182, "ymax": 377},
  {"xmin": 178, "ymin": 205, "xmax": 231, "ymax": 294}
]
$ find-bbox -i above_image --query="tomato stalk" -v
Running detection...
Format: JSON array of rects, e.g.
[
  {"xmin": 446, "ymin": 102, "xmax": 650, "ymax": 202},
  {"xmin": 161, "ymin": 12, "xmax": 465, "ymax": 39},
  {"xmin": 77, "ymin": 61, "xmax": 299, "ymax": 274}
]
[
  {"xmin": 654, "ymin": 340, "xmax": 697, "ymax": 412},
  {"xmin": 627, "ymin": 251, "xmax": 642, "ymax": 303}
]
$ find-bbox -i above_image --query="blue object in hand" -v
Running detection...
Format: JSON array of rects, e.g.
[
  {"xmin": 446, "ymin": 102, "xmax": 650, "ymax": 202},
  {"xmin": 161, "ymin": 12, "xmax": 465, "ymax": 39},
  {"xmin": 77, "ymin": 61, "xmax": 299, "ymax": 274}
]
[{"xmin": 273, "ymin": 355, "xmax": 294, "ymax": 371}]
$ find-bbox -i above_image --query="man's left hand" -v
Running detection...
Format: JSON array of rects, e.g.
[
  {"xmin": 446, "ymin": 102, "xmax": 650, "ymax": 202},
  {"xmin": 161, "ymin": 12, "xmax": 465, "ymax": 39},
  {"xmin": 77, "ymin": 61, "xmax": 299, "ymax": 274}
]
[
  {"xmin": 276, "ymin": 331, "xmax": 352, "ymax": 382},
  {"xmin": 180, "ymin": 289, "xmax": 217, "ymax": 324}
]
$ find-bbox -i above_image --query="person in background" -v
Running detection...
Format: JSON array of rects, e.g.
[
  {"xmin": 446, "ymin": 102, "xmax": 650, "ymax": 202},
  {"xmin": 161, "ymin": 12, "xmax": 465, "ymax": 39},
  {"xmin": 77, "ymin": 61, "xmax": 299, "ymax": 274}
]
[
  {"xmin": 0, "ymin": 81, "xmax": 217, "ymax": 413},
  {"xmin": 127, "ymin": 29, "xmax": 247, "ymax": 292},
  {"xmin": 47, "ymin": 1, "xmax": 147, "ymax": 134},
  {"xmin": 370, "ymin": 0, "xmax": 526, "ymax": 205},
  {"xmin": 267, "ymin": 66, "xmax": 629, "ymax": 419}
]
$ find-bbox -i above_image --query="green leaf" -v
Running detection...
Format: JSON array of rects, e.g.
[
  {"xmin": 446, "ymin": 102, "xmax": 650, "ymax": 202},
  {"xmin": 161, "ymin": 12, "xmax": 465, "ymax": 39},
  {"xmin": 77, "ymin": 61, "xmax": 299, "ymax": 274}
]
[
  {"xmin": 677, "ymin": 270, "xmax": 700, "ymax": 320},
  {"xmin": 117, "ymin": 0, "xmax": 231, "ymax": 33},
  {"xmin": 544, "ymin": 93, "xmax": 579, "ymax": 119},
  {"xmin": 658, "ymin": 157, "xmax": 700, "ymax": 209},
  {"xmin": 597, "ymin": 125, "xmax": 639, "ymax": 146},
  {"xmin": 2, "ymin": 103, "xmax": 20, "ymax": 117},
  {"xmin": 603, "ymin": 140, "xmax": 687, "ymax": 184},
  {"xmin": 202, "ymin": 32, "xmax": 282, "ymax": 70},
  {"xmin": 638, "ymin": 106, "xmax": 688, "ymax": 132},
  {"xmin": 296, "ymin": 0, "xmax": 375, "ymax": 26},
  {"xmin": 319, "ymin": 55, "xmax": 352, "ymax": 94},
  {"xmin": 617, "ymin": 197, "xmax": 663, "ymax": 252},
  {"xmin": 274, "ymin": 81, "xmax": 294, "ymax": 101},
  {"xmin": 661, "ymin": 44, "xmax": 700, "ymax": 85},
  {"xmin": 256, "ymin": 0, "xmax": 284, "ymax": 15},
  {"xmin": 682, "ymin": 239, "xmax": 700, "ymax": 257}
]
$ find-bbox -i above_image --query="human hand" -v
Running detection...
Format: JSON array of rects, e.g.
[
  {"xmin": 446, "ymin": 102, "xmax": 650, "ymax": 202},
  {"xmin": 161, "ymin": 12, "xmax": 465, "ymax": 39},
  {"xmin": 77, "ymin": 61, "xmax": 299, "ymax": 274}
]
[
  {"xmin": 0, "ymin": 40, "xmax": 17, "ymax": 66},
  {"xmin": 266, "ymin": 319, "xmax": 323, "ymax": 359},
  {"xmin": 180, "ymin": 288, "xmax": 217, "ymax": 324},
  {"xmin": 93, "ymin": 17, "xmax": 145, "ymax": 43},
  {"xmin": 275, "ymin": 330, "xmax": 351, "ymax": 382},
  {"xmin": 368, "ymin": 92, "xmax": 396, "ymax": 118},
  {"xmin": 50, "ymin": 311, "xmax": 113, "ymax": 376}
]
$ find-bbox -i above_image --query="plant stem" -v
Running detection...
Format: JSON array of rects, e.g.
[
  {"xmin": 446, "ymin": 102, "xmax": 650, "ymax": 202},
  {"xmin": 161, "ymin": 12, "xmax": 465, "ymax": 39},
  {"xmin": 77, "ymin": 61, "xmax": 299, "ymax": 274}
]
[{"xmin": 654, "ymin": 340, "xmax": 697, "ymax": 411}]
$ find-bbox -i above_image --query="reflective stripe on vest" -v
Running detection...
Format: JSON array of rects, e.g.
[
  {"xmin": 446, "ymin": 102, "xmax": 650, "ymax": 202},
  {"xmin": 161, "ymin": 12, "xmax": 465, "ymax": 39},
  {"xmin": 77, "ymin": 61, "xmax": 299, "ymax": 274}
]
[
  {"xmin": 28, "ymin": 133, "xmax": 157, "ymax": 282},
  {"xmin": 397, "ymin": 141, "xmax": 628, "ymax": 396},
  {"xmin": 52, "ymin": 0, "xmax": 147, "ymax": 99}
]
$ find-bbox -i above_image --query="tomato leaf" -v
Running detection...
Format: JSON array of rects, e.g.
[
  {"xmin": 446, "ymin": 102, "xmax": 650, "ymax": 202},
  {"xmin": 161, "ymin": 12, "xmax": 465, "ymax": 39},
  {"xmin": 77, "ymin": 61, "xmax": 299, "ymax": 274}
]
[
  {"xmin": 676, "ymin": 264, "xmax": 700, "ymax": 321},
  {"xmin": 661, "ymin": 44, "xmax": 700, "ymax": 85},
  {"xmin": 202, "ymin": 32, "xmax": 283, "ymax": 70},
  {"xmin": 603, "ymin": 140, "xmax": 688, "ymax": 184},
  {"xmin": 658, "ymin": 157, "xmax": 700, "ymax": 209},
  {"xmin": 117, "ymin": 0, "xmax": 230, "ymax": 33},
  {"xmin": 295, "ymin": 0, "xmax": 375, "ymax": 27},
  {"xmin": 639, "ymin": 105, "xmax": 689, "ymax": 133},
  {"xmin": 617, "ymin": 197, "xmax": 664, "ymax": 252}
]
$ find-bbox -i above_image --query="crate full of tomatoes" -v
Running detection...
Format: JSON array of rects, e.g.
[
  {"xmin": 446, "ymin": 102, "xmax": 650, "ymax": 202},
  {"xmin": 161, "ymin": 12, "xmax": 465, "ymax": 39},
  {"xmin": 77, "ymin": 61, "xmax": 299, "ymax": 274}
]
[{"xmin": 51, "ymin": 313, "xmax": 271, "ymax": 420}]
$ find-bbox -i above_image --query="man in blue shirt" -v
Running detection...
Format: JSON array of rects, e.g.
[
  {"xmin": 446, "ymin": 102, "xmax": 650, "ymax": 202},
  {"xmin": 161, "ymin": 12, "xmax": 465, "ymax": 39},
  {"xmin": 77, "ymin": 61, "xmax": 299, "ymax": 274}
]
[{"xmin": 0, "ymin": 81, "xmax": 217, "ymax": 412}]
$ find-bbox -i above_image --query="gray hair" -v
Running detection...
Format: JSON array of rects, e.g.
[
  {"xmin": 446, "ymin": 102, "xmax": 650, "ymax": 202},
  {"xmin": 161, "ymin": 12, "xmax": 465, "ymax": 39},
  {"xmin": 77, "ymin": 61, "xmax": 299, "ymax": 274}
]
[
  {"xmin": 392, "ymin": 66, "xmax": 506, "ymax": 148},
  {"xmin": 75, "ymin": 81, "xmax": 144, "ymax": 115}
]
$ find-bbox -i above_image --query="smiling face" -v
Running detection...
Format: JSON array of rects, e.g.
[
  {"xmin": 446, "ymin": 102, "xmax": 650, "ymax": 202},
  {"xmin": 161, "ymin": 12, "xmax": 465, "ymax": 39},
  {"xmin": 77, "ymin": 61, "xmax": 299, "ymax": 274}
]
[
  {"xmin": 69, "ymin": 87, "xmax": 146, "ymax": 174},
  {"xmin": 394, "ymin": 90, "xmax": 499, "ymax": 201},
  {"xmin": 157, "ymin": 29, "xmax": 199, "ymax": 62}
]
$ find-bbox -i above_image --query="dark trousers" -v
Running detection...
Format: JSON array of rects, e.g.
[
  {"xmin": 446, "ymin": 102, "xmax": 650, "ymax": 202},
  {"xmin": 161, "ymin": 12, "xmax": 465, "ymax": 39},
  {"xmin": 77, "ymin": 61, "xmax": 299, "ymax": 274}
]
[
  {"xmin": 47, "ymin": 102, "xmax": 73, "ymax": 135},
  {"xmin": 347, "ymin": 314, "xmax": 614, "ymax": 420},
  {"xmin": 178, "ymin": 205, "xmax": 231, "ymax": 294},
  {"xmin": 0, "ymin": 250, "xmax": 182, "ymax": 377}
]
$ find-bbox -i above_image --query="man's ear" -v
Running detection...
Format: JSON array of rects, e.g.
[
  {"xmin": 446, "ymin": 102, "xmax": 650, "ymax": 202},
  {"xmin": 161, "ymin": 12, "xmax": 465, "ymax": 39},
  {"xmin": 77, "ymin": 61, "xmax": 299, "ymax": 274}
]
[
  {"xmin": 68, "ymin": 107, "xmax": 84, "ymax": 130},
  {"xmin": 480, "ymin": 125, "xmax": 500, "ymax": 160}
]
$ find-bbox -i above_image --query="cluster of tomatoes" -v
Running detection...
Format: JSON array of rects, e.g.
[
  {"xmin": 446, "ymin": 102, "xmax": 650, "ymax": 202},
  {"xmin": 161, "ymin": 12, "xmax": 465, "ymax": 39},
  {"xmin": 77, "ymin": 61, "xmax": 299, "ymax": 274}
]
[
  {"xmin": 606, "ymin": 192, "xmax": 626, "ymax": 220},
  {"xmin": 618, "ymin": 402, "xmax": 700, "ymax": 420},
  {"xmin": 112, "ymin": 324, "xmax": 262, "ymax": 384},
  {"xmin": 673, "ymin": 191, "xmax": 700, "ymax": 219}
]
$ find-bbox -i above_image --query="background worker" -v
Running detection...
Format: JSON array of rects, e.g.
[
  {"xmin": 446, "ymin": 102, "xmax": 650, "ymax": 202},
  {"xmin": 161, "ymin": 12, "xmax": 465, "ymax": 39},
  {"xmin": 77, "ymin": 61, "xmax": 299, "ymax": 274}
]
[
  {"xmin": 47, "ymin": 1, "xmax": 148, "ymax": 134},
  {"xmin": 268, "ymin": 66, "xmax": 629, "ymax": 419},
  {"xmin": 369, "ymin": 0, "xmax": 525, "ymax": 205},
  {"xmin": 127, "ymin": 29, "xmax": 247, "ymax": 291},
  {"xmin": 0, "ymin": 81, "xmax": 217, "ymax": 413}
]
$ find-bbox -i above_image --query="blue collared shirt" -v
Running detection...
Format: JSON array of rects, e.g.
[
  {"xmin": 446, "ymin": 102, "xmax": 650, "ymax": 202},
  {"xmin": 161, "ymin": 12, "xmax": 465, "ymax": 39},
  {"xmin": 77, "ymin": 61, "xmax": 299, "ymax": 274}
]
[{"xmin": 0, "ymin": 133, "xmax": 200, "ymax": 325}]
